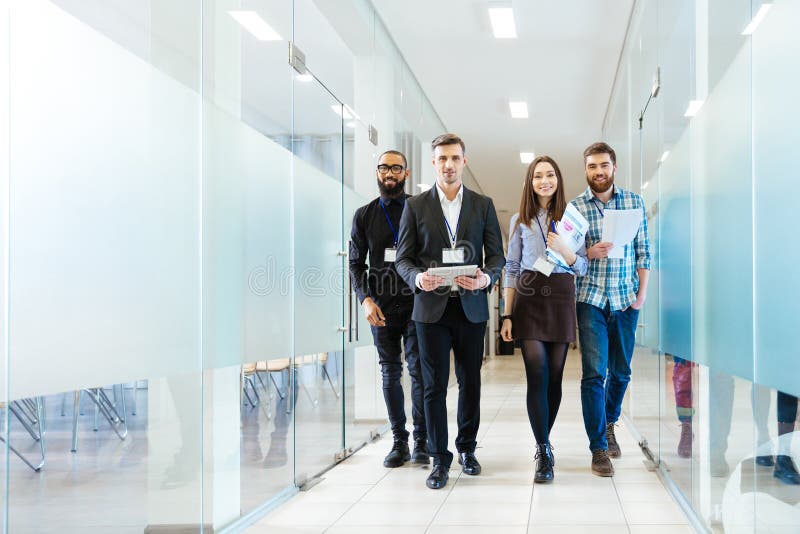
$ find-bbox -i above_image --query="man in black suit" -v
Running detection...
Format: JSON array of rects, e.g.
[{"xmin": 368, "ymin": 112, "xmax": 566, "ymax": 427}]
[{"xmin": 396, "ymin": 133, "xmax": 505, "ymax": 489}]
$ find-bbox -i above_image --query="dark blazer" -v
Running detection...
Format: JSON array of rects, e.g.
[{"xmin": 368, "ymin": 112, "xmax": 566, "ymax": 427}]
[{"xmin": 395, "ymin": 185, "xmax": 505, "ymax": 324}]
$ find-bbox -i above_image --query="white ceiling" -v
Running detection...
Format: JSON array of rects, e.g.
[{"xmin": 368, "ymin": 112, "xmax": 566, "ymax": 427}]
[{"xmin": 372, "ymin": 0, "xmax": 634, "ymax": 232}]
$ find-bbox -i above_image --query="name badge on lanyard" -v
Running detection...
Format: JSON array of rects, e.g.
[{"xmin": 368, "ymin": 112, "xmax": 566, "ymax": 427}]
[
  {"xmin": 380, "ymin": 198, "xmax": 401, "ymax": 263},
  {"xmin": 534, "ymin": 216, "xmax": 556, "ymax": 277},
  {"xmin": 443, "ymin": 248, "xmax": 465, "ymax": 264},
  {"xmin": 442, "ymin": 216, "xmax": 464, "ymax": 264}
]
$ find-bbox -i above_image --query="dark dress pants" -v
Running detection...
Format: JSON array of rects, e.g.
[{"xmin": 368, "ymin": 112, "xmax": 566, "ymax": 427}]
[
  {"xmin": 415, "ymin": 296, "xmax": 486, "ymax": 468},
  {"xmin": 370, "ymin": 305, "xmax": 425, "ymax": 442}
]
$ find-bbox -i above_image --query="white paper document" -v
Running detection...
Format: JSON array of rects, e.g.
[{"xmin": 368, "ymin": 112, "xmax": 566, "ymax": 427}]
[
  {"xmin": 601, "ymin": 209, "xmax": 642, "ymax": 259},
  {"xmin": 545, "ymin": 203, "xmax": 590, "ymax": 269},
  {"xmin": 427, "ymin": 265, "xmax": 478, "ymax": 286}
]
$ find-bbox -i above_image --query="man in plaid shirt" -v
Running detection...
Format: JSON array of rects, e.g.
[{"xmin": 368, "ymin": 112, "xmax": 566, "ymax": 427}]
[{"xmin": 570, "ymin": 142, "xmax": 651, "ymax": 477}]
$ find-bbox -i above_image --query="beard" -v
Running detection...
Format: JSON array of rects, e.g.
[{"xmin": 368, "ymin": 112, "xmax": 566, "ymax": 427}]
[
  {"xmin": 586, "ymin": 169, "xmax": 615, "ymax": 194},
  {"xmin": 377, "ymin": 177, "xmax": 406, "ymax": 197}
]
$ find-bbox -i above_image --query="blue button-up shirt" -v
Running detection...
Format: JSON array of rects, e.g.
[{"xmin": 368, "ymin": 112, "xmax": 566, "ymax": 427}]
[
  {"xmin": 571, "ymin": 186, "xmax": 651, "ymax": 311},
  {"xmin": 504, "ymin": 209, "xmax": 588, "ymax": 288}
]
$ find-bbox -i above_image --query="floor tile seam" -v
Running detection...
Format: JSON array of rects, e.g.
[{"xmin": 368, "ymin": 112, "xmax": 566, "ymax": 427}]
[
  {"xmin": 611, "ymin": 474, "xmax": 634, "ymax": 534},
  {"xmin": 322, "ymin": 469, "xmax": 391, "ymax": 532},
  {"xmin": 475, "ymin": 365, "xmax": 520, "ymax": 449},
  {"xmin": 422, "ymin": 467, "xmax": 466, "ymax": 533}
]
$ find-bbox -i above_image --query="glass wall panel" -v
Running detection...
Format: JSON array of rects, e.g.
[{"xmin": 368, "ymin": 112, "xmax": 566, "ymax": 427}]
[
  {"xmin": 202, "ymin": 0, "xmax": 294, "ymax": 526},
  {"xmin": 0, "ymin": 1, "xmax": 8, "ymax": 528},
  {"xmin": 608, "ymin": 0, "xmax": 800, "ymax": 531},
  {"xmin": 752, "ymin": 0, "xmax": 800, "ymax": 397},
  {"xmin": 6, "ymin": 1, "xmax": 203, "ymax": 531},
  {"xmin": 752, "ymin": 1, "xmax": 800, "ymax": 530}
]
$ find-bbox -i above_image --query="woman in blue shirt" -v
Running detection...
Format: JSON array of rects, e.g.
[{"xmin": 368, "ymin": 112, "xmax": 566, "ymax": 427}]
[{"xmin": 500, "ymin": 155, "xmax": 587, "ymax": 483}]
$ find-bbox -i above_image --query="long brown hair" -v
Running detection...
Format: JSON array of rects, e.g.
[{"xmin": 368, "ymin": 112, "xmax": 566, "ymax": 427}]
[{"xmin": 514, "ymin": 155, "xmax": 567, "ymax": 234}]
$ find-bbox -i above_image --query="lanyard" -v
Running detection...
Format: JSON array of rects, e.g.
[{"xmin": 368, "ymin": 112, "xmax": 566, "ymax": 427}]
[
  {"xmin": 591, "ymin": 195, "xmax": 619, "ymax": 218},
  {"xmin": 443, "ymin": 216, "xmax": 458, "ymax": 248},
  {"xmin": 379, "ymin": 198, "xmax": 400, "ymax": 246},
  {"xmin": 534, "ymin": 215, "xmax": 549, "ymax": 246}
]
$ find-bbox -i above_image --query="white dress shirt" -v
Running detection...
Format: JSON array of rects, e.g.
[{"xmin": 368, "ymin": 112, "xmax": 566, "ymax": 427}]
[{"xmin": 415, "ymin": 183, "xmax": 490, "ymax": 291}]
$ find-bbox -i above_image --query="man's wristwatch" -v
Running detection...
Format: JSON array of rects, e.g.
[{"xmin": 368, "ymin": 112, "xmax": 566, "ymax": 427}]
[{"xmin": 501, "ymin": 315, "xmax": 512, "ymax": 321}]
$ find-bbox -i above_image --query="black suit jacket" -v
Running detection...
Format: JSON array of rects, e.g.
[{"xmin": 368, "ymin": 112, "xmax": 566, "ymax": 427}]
[{"xmin": 395, "ymin": 185, "xmax": 505, "ymax": 324}]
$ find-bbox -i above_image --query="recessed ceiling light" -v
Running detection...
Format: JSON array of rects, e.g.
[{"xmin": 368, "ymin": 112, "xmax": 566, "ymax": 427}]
[
  {"xmin": 296, "ymin": 73, "xmax": 313, "ymax": 82},
  {"xmin": 742, "ymin": 3, "xmax": 773, "ymax": 35},
  {"xmin": 520, "ymin": 152, "xmax": 535, "ymax": 164},
  {"xmin": 228, "ymin": 11, "xmax": 282, "ymax": 41},
  {"xmin": 659, "ymin": 150, "xmax": 670, "ymax": 163},
  {"xmin": 684, "ymin": 100, "xmax": 704, "ymax": 117},
  {"xmin": 346, "ymin": 121, "xmax": 356, "ymax": 129},
  {"xmin": 509, "ymin": 101, "xmax": 528, "ymax": 119},
  {"xmin": 488, "ymin": 6, "xmax": 517, "ymax": 39}
]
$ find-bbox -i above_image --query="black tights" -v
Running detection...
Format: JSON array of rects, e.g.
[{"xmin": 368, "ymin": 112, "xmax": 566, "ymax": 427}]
[{"xmin": 520, "ymin": 340, "xmax": 569, "ymax": 445}]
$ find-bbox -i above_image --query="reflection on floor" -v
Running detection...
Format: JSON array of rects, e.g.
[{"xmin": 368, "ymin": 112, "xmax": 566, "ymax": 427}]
[{"xmin": 248, "ymin": 348, "xmax": 692, "ymax": 534}]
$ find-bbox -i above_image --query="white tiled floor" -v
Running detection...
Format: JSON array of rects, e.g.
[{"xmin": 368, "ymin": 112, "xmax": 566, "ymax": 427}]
[{"xmin": 247, "ymin": 349, "xmax": 693, "ymax": 534}]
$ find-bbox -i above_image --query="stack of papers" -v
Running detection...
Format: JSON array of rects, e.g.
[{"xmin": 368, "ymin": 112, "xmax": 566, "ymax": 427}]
[
  {"xmin": 601, "ymin": 209, "xmax": 641, "ymax": 259},
  {"xmin": 546, "ymin": 203, "xmax": 589, "ymax": 269}
]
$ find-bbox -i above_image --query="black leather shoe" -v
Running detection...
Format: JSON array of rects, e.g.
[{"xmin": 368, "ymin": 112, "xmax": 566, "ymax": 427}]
[
  {"xmin": 426, "ymin": 464, "xmax": 449, "ymax": 489},
  {"xmin": 457, "ymin": 452, "xmax": 482, "ymax": 475},
  {"xmin": 756, "ymin": 455, "xmax": 775, "ymax": 467},
  {"xmin": 774, "ymin": 455, "xmax": 800, "ymax": 485},
  {"xmin": 411, "ymin": 438, "xmax": 430, "ymax": 464},
  {"xmin": 534, "ymin": 443, "xmax": 554, "ymax": 483},
  {"xmin": 383, "ymin": 440, "xmax": 410, "ymax": 468}
]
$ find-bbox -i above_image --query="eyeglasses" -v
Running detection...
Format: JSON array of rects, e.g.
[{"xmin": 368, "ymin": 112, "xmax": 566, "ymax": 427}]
[{"xmin": 377, "ymin": 164, "xmax": 405, "ymax": 174}]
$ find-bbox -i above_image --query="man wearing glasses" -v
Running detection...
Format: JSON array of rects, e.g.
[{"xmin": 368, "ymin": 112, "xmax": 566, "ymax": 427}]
[{"xmin": 349, "ymin": 150, "xmax": 428, "ymax": 468}]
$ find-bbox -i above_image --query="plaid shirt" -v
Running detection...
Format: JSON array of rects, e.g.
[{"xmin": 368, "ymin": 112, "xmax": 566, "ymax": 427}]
[{"xmin": 571, "ymin": 185, "xmax": 651, "ymax": 311}]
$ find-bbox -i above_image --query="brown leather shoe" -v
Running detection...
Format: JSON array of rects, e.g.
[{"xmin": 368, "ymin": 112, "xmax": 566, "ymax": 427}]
[
  {"xmin": 606, "ymin": 423, "xmax": 621, "ymax": 458},
  {"xmin": 591, "ymin": 449, "xmax": 614, "ymax": 477}
]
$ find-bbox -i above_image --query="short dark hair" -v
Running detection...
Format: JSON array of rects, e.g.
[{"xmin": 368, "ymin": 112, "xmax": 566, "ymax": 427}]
[
  {"xmin": 583, "ymin": 142, "xmax": 616, "ymax": 165},
  {"xmin": 431, "ymin": 133, "xmax": 466, "ymax": 155},
  {"xmin": 378, "ymin": 149, "xmax": 407, "ymax": 167}
]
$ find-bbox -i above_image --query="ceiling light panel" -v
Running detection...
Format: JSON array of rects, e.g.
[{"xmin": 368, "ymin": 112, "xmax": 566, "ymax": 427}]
[
  {"xmin": 509, "ymin": 101, "xmax": 528, "ymax": 119},
  {"xmin": 520, "ymin": 152, "xmax": 535, "ymax": 164},
  {"xmin": 684, "ymin": 100, "xmax": 704, "ymax": 117},
  {"xmin": 489, "ymin": 6, "xmax": 517, "ymax": 39},
  {"xmin": 229, "ymin": 11, "xmax": 282, "ymax": 41},
  {"xmin": 742, "ymin": 3, "xmax": 773, "ymax": 35}
]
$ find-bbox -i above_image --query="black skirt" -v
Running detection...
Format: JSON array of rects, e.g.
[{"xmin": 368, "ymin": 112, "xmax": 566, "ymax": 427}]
[{"xmin": 511, "ymin": 270, "xmax": 576, "ymax": 343}]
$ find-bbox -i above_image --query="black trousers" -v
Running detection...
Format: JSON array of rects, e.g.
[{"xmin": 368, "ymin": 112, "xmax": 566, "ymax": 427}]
[
  {"xmin": 370, "ymin": 305, "xmax": 425, "ymax": 442},
  {"xmin": 415, "ymin": 297, "xmax": 486, "ymax": 468}
]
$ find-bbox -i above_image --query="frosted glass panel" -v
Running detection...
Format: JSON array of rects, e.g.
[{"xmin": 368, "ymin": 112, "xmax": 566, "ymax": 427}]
[
  {"xmin": 292, "ymin": 79, "xmax": 344, "ymax": 355},
  {"xmin": 753, "ymin": 0, "xmax": 800, "ymax": 396},
  {"xmin": 203, "ymin": 104, "xmax": 292, "ymax": 368},
  {"xmin": 9, "ymin": 0, "xmax": 201, "ymax": 399},
  {"xmin": 691, "ymin": 45, "xmax": 752, "ymax": 380},
  {"xmin": 659, "ymin": 135, "xmax": 692, "ymax": 358}
]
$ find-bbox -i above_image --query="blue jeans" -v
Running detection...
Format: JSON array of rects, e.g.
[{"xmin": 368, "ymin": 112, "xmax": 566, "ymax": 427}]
[{"xmin": 577, "ymin": 302, "xmax": 639, "ymax": 452}]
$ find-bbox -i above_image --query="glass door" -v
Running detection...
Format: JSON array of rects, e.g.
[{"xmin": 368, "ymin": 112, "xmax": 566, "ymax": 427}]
[{"xmin": 291, "ymin": 69, "xmax": 346, "ymax": 486}]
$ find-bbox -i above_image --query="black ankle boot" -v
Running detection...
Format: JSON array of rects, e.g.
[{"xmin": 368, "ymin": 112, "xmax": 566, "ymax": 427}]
[
  {"xmin": 534, "ymin": 443, "xmax": 554, "ymax": 483},
  {"xmin": 383, "ymin": 439, "xmax": 410, "ymax": 468}
]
